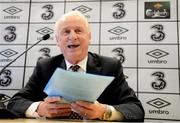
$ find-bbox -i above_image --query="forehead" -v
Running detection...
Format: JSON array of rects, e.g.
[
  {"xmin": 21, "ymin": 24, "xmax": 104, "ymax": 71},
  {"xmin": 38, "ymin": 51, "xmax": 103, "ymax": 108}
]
[{"xmin": 59, "ymin": 15, "xmax": 88, "ymax": 30}]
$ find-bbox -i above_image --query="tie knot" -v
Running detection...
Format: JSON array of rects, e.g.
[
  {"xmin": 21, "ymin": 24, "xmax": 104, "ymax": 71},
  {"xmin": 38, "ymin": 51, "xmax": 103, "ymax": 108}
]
[{"xmin": 70, "ymin": 65, "xmax": 80, "ymax": 72}]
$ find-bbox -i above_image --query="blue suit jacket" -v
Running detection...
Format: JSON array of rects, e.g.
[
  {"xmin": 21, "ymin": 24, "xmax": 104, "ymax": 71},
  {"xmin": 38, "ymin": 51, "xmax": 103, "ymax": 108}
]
[{"xmin": 7, "ymin": 52, "xmax": 144, "ymax": 121}]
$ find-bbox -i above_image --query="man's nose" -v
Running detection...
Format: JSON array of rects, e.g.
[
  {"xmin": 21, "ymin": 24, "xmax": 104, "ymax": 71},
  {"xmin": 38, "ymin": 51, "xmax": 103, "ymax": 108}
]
[{"xmin": 69, "ymin": 30, "xmax": 77, "ymax": 40}]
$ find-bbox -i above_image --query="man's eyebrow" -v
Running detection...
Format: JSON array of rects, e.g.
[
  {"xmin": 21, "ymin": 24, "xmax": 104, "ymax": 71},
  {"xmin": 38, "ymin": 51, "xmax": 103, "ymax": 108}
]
[{"xmin": 61, "ymin": 26, "xmax": 84, "ymax": 30}]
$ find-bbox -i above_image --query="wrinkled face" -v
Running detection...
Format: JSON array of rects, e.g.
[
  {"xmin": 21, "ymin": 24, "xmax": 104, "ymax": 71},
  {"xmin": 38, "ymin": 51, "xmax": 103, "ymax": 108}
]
[{"xmin": 56, "ymin": 15, "xmax": 91, "ymax": 64}]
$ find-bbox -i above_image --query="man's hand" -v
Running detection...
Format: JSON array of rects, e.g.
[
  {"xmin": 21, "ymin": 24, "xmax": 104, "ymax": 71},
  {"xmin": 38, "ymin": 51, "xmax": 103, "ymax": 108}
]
[
  {"xmin": 36, "ymin": 97, "xmax": 71, "ymax": 118},
  {"xmin": 71, "ymin": 100, "xmax": 106, "ymax": 120}
]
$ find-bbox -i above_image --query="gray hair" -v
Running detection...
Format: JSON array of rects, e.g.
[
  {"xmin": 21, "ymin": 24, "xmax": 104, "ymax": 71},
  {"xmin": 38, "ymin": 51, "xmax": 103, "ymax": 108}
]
[{"xmin": 54, "ymin": 11, "xmax": 90, "ymax": 37}]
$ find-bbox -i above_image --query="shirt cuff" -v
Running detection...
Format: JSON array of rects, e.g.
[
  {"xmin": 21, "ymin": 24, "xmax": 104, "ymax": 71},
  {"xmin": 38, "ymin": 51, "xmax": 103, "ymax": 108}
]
[
  {"xmin": 25, "ymin": 102, "xmax": 41, "ymax": 118},
  {"xmin": 107, "ymin": 105, "xmax": 125, "ymax": 121}
]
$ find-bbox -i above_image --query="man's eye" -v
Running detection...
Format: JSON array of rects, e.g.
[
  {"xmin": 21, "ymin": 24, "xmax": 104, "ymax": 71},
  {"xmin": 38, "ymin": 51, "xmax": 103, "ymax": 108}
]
[
  {"xmin": 64, "ymin": 30, "xmax": 70, "ymax": 33},
  {"xmin": 61, "ymin": 30, "xmax": 70, "ymax": 35},
  {"xmin": 75, "ymin": 29, "xmax": 82, "ymax": 33}
]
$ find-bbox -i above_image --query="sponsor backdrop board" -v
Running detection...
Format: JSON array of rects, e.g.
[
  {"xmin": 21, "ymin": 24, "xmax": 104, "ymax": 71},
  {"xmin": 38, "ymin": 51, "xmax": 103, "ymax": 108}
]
[{"xmin": 0, "ymin": 0, "xmax": 180, "ymax": 121}]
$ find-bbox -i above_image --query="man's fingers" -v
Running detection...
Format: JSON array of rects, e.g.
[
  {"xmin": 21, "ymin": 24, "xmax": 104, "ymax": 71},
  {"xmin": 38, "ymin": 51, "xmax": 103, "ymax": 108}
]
[
  {"xmin": 75, "ymin": 101, "xmax": 94, "ymax": 110},
  {"xmin": 44, "ymin": 96, "xmax": 61, "ymax": 103}
]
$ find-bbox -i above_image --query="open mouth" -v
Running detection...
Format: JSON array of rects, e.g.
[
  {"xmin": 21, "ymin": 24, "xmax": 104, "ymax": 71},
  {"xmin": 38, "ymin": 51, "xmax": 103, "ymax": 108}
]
[{"xmin": 67, "ymin": 44, "xmax": 80, "ymax": 49}]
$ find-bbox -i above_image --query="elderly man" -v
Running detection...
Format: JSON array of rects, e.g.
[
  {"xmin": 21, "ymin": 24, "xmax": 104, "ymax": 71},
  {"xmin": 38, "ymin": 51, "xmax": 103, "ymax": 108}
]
[{"xmin": 7, "ymin": 11, "xmax": 144, "ymax": 121}]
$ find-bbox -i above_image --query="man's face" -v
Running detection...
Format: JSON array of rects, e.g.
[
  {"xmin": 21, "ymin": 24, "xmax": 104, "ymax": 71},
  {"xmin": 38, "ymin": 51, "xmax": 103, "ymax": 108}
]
[{"xmin": 56, "ymin": 15, "xmax": 91, "ymax": 64}]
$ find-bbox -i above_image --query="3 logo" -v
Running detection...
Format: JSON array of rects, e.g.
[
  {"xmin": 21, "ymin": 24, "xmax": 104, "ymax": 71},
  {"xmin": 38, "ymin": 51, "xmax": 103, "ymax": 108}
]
[
  {"xmin": 113, "ymin": 2, "xmax": 126, "ymax": 19},
  {"xmin": 151, "ymin": 71, "xmax": 166, "ymax": 90},
  {"xmin": 112, "ymin": 47, "xmax": 125, "ymax": 63},
  {"xmin": 0, "ymin": 70, "xmax": 12, "ymax": 87},
  {"xmin": 38, "ymin": 47, "xmax": 51, "ymax": 61},
  {"xmin": 4, "ymin": 26, "xmax": 17, "ymax": 42},
  {"xmin": 151, "ymin": 24, "xmax": 165, "ymax": 42},
  {"xmin": 41, "ymin": 4, "xmax": 54, "ymax": 20}
]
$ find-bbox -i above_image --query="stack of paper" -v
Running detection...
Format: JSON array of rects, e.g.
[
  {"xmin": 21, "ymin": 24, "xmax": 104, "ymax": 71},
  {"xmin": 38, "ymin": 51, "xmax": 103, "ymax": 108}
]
[{"xmin": 44, "ymin": 68, "xmax": 114, "ymax": 102}]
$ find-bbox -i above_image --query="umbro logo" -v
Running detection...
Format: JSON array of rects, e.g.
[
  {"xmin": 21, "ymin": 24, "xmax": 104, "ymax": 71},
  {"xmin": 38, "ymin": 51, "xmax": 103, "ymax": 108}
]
[
  {"xmin": 108, "ymin": 26, "xmax": 128, "ymax": 36},
  {"xmin": 36, "ymin": 27, "xmax": 53, "ymax": 35},
  {"xmin": 72, "ymin": 5, "xmax": 92, "ymax": 14},
  {"xmin": 0, "ymin": 49, "xmax": 18, "ymax": 58},
  {"xmin": 147, "ymin": 98, "xmax": 171, "ymax": 109},
  {"xmin": 3, "ymin": 6, "xmax": 22, "ymax": 15},
  {"xmin": 146, "ymin": 49, "xmax": 169, "ymax": 59}
]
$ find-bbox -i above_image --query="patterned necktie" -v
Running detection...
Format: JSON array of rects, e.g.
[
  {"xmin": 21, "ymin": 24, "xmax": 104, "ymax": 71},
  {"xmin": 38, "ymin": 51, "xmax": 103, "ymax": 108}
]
[
  {"xmin": 70, "ymin": 65, "xmax": 80, "ymax": 72},
  {"xmin": 69, "ymin": 111, "xmax": 83, "ymax": 120},
  {"xmin": 69, "ymin": 65, "xmax": 83, "ymax": 119}
]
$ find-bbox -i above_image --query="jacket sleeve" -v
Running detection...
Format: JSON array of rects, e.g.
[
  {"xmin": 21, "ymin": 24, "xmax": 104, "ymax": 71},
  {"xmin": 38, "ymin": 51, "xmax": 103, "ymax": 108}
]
[
  {"xmin": 7, "ymin": 59, "xmax": 48, "ymax": 117},
  {"xmin": 97, "ymin": 56, "xmax": 145, "ymax": 122}
]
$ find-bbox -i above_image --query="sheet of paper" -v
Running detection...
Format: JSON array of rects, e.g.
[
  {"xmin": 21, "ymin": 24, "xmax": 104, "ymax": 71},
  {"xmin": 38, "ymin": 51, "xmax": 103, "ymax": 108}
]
[{"xmin": 43, "ymin": 68, "xmax": 114, "ymax": 102}]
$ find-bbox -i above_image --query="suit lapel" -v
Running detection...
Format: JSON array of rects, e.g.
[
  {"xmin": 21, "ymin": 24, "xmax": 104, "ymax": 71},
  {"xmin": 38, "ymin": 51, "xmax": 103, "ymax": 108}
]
[
  {"xmin": 59, "ymin": 59, "xmax": 66, "ymax": 70},
  {"xmin": 87, "ymin": 53, "xmax": 102, "ymax": 75},
  {"xmin": 53, "ymin": 55, "xmax": 66, "ymax": 70}
]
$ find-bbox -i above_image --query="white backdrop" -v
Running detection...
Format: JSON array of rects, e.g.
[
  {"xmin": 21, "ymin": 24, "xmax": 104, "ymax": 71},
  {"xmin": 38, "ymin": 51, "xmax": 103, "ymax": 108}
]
[{"xmin": 0, "ymin": 0, "xmax": 180, "ymax": 121}]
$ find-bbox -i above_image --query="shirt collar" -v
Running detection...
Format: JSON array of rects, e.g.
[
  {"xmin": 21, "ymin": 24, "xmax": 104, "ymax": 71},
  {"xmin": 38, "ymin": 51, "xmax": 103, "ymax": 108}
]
[{"xmin": 65, "ymin": 56, "xmax": 87, "ymax": 72}]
